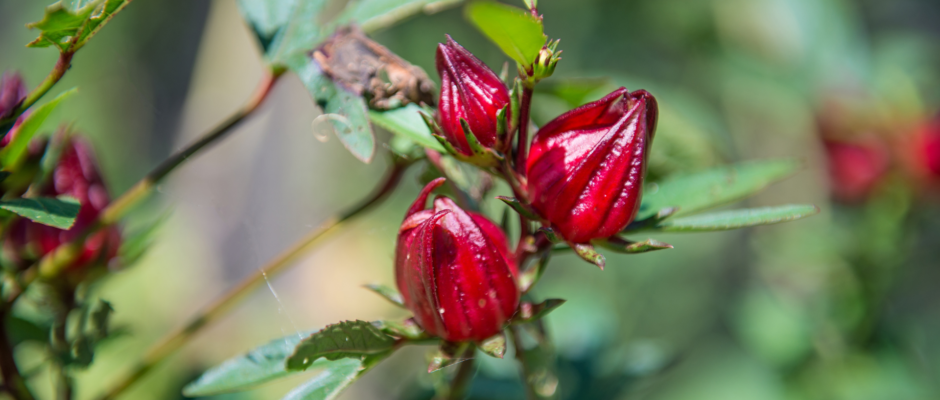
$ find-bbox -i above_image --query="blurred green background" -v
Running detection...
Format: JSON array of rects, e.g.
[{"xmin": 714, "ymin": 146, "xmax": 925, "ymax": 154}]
[{"xmin": 2, "ymin": 0, "xmax": 940, "ymax": 399}]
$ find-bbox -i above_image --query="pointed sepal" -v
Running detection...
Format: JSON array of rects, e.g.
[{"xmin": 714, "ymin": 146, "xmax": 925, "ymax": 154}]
[
  {"xmin": 497, "ymin": 196, "xmax": 541, "ymax": 220},
  {"xmin": 596, "ymin": 237, "xmax": 674, "ymax": 254},
  {"xmin": 479, "ymin": 332, "xmax": 507, "ymax": 359},
  {"xmin": 428, "ymin": 342, "xmax": 473, "ymax": 372},
  {"xmin": 518, "ymin": 251, "xmax": 551, "ymax": 293},
  {"xmin": 572, "ymin": 243, "xmax": 605, "ymax": 270},
  {"xmin": 363, "ymin": 284, "xmax": 405, "ymax": 308}
]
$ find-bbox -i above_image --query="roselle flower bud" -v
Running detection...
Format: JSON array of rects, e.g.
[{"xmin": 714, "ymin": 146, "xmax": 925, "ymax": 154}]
[
  {"xmin": 395, "ymin": 178, "xmax": 519, "ymax": 343},
  {"xmin": 4, "ymin": 137, "xmax": 121, "ymax": 272},
  {"xmin": 435, "ymin": 36, "xmax": 510, "ymax": 160},
  {"xmin": 822, "ymin": 139, "xmax": 889, "ymax": 203},
  {"xmin": 526, "ymin": 87, "xmax": 657, "ymax": 244},
  {"xmin": 0, "ymin": 72, "xmax": 27, "ymax": 120}
]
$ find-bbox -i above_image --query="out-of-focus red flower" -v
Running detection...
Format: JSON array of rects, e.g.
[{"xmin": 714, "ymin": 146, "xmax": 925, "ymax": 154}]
[
  {"xmin": 0, "ymin": 72, "xmax": 26, "ymax": 121},
  {"xmin": 822, "ymin": 139, "xmax": 889, "ymax": 203},
  {"xmin": 525, "ymin": 87, "xmax": 657, "ymax": 244},
  {"xmin": 436, "ymin": 36, "xmax": 510, "ymax": 156},
  {"xmin": 395, "ymin": 178, "xmax": 519, "ymax": 343},
  {"xmin": 919, "ymin": 116, "xmax": 940, "ymax": 177},
  {"xmin": 4, "ymin": 137, "xmax": 121, "ymax": 272}
]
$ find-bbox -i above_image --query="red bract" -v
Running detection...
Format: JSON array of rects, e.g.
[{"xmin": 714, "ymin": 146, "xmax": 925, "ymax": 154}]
[
  {"xmin": 525, "ymin": 87, "xmax": 657, "ymax": 244},
  {"xmin": 395, "ymin": 178, "xmax": 519, "ymax": 343},
  {"xmin": 0, "ymin": 72, "xmax": 26, "ymax": 120},
  {"xmin": 436, "ymin": 36, "xmax": 510, "ymax": 155},
  {"xmin": 5, "ymin": 137, "xmax": 121, "ymax": 272},
  {"xmin": 823, "ymin": 139, "xmax": 889, "ymax": 203}
]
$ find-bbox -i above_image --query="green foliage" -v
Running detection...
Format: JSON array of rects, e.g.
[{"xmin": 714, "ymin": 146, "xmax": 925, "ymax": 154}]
[
  {"xmin": 0, "ymin": 88, "xmax": 77, "ymax": 168},
  {"xmin": 368, "ymin": 105, "xmax": 445, "ymax": 152},
  {"xmin": 465, "ymin": 1, "xmax": 546, "ymax": 67},
  {"xmin": 513, "ymin": 325, "xmax": 559, "ymax": 400},
  {"xmin": 0, "ymin": 196, "xmax": 80, "ymax": 229},
  {"xmin": 656, "ymin": 204, "xmax": 820, "ymax": 232},
  {"xmin": 334, "ymin": 0, "xmax": 461, "ymax": 33},
  {"xmin": 26, "ymin": 0, "xmax": 132, "ymax": 52},
  {"xmin": 281, "ymin": 357, "xmax": 381, "ymax": 400},
  {"xmin": 285, "ymin": 320, "xmax": 396, "ymax": 371},
  {"xmin": 363, "ymin": 284, "xmax": 405, "ymax": 308},
  {"xmin": 183, "ymin": 331, "xmax": 314, "ymax": 396},
  {"xmin": 637, "ymin": 159, "xmax": 800, "ymax": 220}
]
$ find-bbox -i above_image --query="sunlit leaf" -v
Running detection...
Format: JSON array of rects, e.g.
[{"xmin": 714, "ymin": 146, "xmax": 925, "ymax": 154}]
[
  {"xmin": 656, "ymin": 204, "xmax": 820, "ymax": 232},
  {"xmin": 465, "ymin": 1, "xmax": 546, "ymax": 67},
  {"xmin": 285, "ymin": 321, "xmax": 396, "ymax": 371},
  {"xmin": 281, "ymin": 356, "xmax": 385, "ymax": 400},
  {"xmin": 368, "ymin": 104, "xmax": 445, "ymax": 152},
  {"xmin": 27, "ymin": 0, "xmax": 132, "ymax": 52},
  {"xmin": 0, "ymin": 88, "xmax": 77, "ymax": 167},
  {"xmin": 183, "ymin": 330, "xmax": 316, "ymax": 396},
  {"xmin": 336, "ymin": 0, "xmax": 464, "ymax": 33},
  {"xmin": 0, "ymin": 196, "xmax": 80, "ymax": 229},
  {"xmin": 637, "ymin": 159, "xmax": 800, "ymax": 221}
]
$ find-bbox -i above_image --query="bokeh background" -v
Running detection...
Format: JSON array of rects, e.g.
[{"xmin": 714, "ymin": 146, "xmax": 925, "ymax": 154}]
[{"xmin": 2, "ymin": 0, "xmax": 940, "ymax": 399}]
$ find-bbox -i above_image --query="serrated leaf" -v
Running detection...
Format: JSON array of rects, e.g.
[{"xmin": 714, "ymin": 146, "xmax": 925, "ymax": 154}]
[
  {"xmin": 0, "ymin": 196, "xmax": 80, "ymax": 229},
  {"xmin": 637, "ymin": 159, "xmax": 800, "ymax": 221},
  {"xmin": 363, "ymin": 284, "xmax": 405, "ymax": 308},
  {"xmin": 286, "ymin": 321, "xmax": 396, "ymax": 371},
  {"xmin": 513, "ymin": 299, "xmax": 565, "ymax": 324},
  {"xmin": 465, "ymin": 1, "xmax": 546, "ymax": 67},
  {"xmin": 281, "ymin": 357, "xmax": 380, "ymax": 400},
  {"xmin": 27, "ymin": 0, "xmax": 132, "ymax": 52},
  {"xmin": 368, "ymin": 104, "xmax": 444, "ymax": 152},
  {"xmin": 656, "ymin": 204, "xmax": 820, "ymax": 232},
  {"xmin": 183, "ymin": 330, "xmax": 316, "ymax": 396},
  {"xmin": 0, "ymin": 88, "xmax": 77, "ymax": 167},
  {"xmin": 294, "ymin": 59, "xmax": 375, "ymax": 163}
]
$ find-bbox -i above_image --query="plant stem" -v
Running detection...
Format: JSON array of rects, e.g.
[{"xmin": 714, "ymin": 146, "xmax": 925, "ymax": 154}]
[
  {"xmin": 0, "ymin": 311, "xmax": 36, "ymax": 400},
  {"xmin": 446, "ymin": 346, "xmax": 477, "ymax": 400},
  {"xmin": 96, "ymin": 159, "xmax": 410, "ymax": 400},
  {"xmin": 26, "ymin": 69, "xmax": 282, "ymax": 281},
  {"xmin": 0, "ymin": 52, "xmax": 74, "ymax": 132},
  {"xmin": 514, "ymin": 87, "xmax": 534, "ymax": 175}
]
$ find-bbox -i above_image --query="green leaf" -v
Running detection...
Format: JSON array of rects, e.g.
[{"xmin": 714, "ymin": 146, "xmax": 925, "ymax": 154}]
[
  {"xmin": 293, "ymin": 59, "xmax": 375, "ymax": 163},
  {"xmin": 88, "ymin": 299, "xmax": 113, "ymax": 340},
  {"xmin": 6, "ymin": 315, "xmax": 49, "ymax": 347},
  {"xmin": 363, "ymin": 284, "xmax": 405, "ymax": 308},
  {"xmin": 0, "ymin": 88, "xmax": 77, "ymax": 167},
  {"xmin": 656, "ymin": 204, "xmax": 820, "ymax": 232},
  {"xmin": 0, "ymin": 196, "xmax": 81, "ymax": 229},
  {"xmin": 27, "ymin": 0, "xmax": 132, "ymax": 52},
  {"xmin": 183, "ymin": 330, "xmax": 316, "ymax": 396},
  {"xmin": 335, "ymin": 0, "xmax": 464, "ymax": 33},
  {"xmin": 637, "ymin": 159, "xmax": 800, "ymax": 221},
  {"xmin": 513, "ymin": 299, "xmax": 565, "ymax": 324},
  {"xmin": 237, "ymin": 0, "xmax": 298, "ymax": 51},
  {"xmin": 281, "ymin": 356, "xmax": 384, "ymax": 400},
  {"xmin": 497, "ymin": 196, "xmax": 540, "ymax": 220},
  {"xmin": 368, "ymin": 105, "xmax": 445, "ymax": 152},
  {"xmin": 372, "ymin": 319, "xmax": 430, "ymax": 341},
  {"xmin": 264, "ymin": 0, "xmax": 330, "ymax": 64},
  {"xmin": 465, "ymin": 1, "xmax": 546, "ymax": 67},
  {"xmin": 285, "ymin": 321, "xmax": 396, "ymax": 371}
]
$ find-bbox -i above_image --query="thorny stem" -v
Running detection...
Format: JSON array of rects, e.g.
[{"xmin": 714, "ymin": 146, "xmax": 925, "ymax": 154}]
[
  {"xmin": 446, "ymin": 346, "xmax": 477, "ymax": 400},
  {"xmin": 0, "ymin": 311, "xmax": 36, "ymax": 400},
  {"xmin": 17, "ymin": 69, "xmax": 283, "ymax": 285},
  {"xmin": 0, "ymin": 52, "xmax": 74, "ymax": 133},
  {"xmin": 97, "ymin": 160, "xmax": 411, "ymax": 400}
]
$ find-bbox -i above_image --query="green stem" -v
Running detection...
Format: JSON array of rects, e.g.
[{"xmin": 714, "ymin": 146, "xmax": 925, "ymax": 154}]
[
  {"xmin": 446, "ymin": 346, "xmax": 477, "ymax": 400},
  {"xmin": 96, "ymin": 159, "xmax": 411, "ymax": 400},
  {"xmin": 0, "ymin": 311, "xmax": 36, "ymax": 400},
  {"xmin": 0, "ymin": 52, "xmax": 74, "ymax": 132}
]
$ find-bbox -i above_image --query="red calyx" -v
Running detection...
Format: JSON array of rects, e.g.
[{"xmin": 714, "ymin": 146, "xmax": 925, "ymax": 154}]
[
  {"xmin": 525, "ymin": 87, "xmax": 658, "ymax": 244},
  {"xmin": 823, "ymin": 139, "xmax": 889, "ymax": 203},
  {"xmin": 436, "ymin": 36, "xmax": 510, "ymax": 156},
  {"xmin": 395, "ymin": 178, "xmax": 519, "ymax": 343}
]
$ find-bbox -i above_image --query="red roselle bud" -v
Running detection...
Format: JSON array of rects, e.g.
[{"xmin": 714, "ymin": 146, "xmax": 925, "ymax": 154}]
[
  {"xmin": 0, "ymin": 72, "xmax": 27, "ymax": 120},
  {"xmin": 918, "ymin": 115, "xmax": 940, "ymax": 178},
  {"xmin": 822, "ymin": 139, "xmax": 889, "ymax": 203},
  {"xmin": 525, "ymin": 87, "xmax": 657, "ymax": 244},
  {"xmin": 436, "ymin": 36, "xmax": 511, "ymax": 157},
  {"xmin": 4, "ymin": 137, "xmax": 122, "ymax": 272},
  {"xmin": 395, "ymin": 178, "xmax": 519, "ymax": 343}
]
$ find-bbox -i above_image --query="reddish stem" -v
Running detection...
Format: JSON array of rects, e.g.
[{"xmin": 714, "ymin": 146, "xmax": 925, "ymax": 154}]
[{"xmin": 514, "ymin": 87, "xmax": 534, "ymax": 175}]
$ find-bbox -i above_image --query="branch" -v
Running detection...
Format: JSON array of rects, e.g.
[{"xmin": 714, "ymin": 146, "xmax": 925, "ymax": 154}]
[
  {"xmin": 96, "ymin": 159, "xmax": 411, "ymax": 400},
  {"xmin": 17, "ymin": 69, "xmax": 283, "ymax": 284},
  {"xmin": 0, "ymin": 52, "xmax": 74, "ymax": 132}
]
